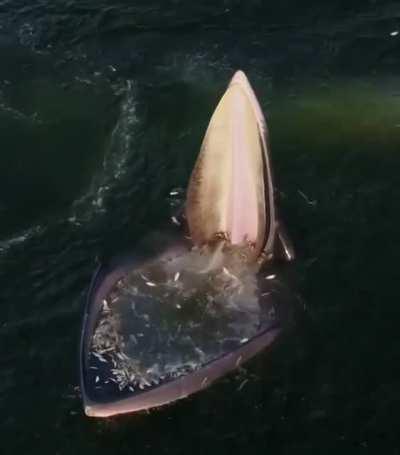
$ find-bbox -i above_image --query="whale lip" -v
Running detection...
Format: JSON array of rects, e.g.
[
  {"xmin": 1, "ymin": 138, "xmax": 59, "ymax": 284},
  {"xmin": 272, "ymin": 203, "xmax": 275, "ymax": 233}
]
[
  {"xmin": 229, "ymin": 70, "xmax": 251, "ymax": 91},
  {"xmin": 229, "ymin": 70, "xmax": 269, "ymax": 141},
  {"xmin": 229, "ymin": 69, "xmax": 275, "ymax": 255}
]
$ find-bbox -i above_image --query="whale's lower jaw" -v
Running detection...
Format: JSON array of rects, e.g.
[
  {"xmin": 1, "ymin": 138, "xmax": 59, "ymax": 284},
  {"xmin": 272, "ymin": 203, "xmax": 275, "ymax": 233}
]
[
  {"xmin": 83, "ymin": 327, "xmax": 281, "ymax": 418},
  {"xmin": 186, "ymin": 70, "xmax": 276, "ymax": 264},
  {"xmin": 80, "ymin": 237, "xmax": 291, "ymax": 419}
]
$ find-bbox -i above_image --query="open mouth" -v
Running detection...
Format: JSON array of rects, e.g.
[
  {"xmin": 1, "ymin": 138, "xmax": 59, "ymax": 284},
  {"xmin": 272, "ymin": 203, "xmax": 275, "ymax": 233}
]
[{"xmin": 80, "ymin": 70, "xmax": 295, "ymax": 418}]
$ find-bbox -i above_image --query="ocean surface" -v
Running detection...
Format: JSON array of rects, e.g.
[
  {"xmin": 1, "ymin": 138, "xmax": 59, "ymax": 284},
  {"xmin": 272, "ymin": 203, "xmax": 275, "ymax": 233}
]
[{"xmin": 1, "ymin": 1, "xmax": 400, "ymax": 453}]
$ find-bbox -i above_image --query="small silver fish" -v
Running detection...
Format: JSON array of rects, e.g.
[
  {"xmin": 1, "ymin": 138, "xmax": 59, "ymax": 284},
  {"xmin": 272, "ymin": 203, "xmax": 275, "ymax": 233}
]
[
  {"xmin": 195, "ymin": 347, "xmax": 205, "ymax": 359},
  {"xmin": 110, "ymin": 296, "xmax": 118, "ymax": 305},
  {"xmin": 235, "ymin": 355, "xmax": 243, "ymax": 367},
  {"xmin": 237, "ymin": 379, "xmax": 249, "ymax": 391},
  {"xmin": 92, "ymin": 352, "xmax": 107, "ymax": 363},
  {"xmin": 171, "ymin": 216, "xmax": 181, "ymax": 226},
  {"xmin": 129, "ymin": 334, "xmax": 138, "ymax": 345},
  {"xmin": 102, "ymin": 299, "xmax": 110, "ymax": 312}
]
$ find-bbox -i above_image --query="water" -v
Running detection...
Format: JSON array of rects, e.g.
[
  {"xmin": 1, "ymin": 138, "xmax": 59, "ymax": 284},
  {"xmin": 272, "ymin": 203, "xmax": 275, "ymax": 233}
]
[
  {"xmin": 87, "ymin": 243, "xmax": 285, "ymax": 397},
  {"xmin": 1, "ymin": 0, "xmax": 400, "ymax": 453}
]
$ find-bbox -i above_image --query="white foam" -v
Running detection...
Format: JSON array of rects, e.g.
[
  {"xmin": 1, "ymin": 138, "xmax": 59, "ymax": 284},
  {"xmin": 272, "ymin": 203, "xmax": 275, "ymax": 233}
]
[
  {"xmin": 0, "ymin": 224, "xmax": 44, "ymax": 255},
  {"xmin": 70, "ymin": 80, "xmax": 140, "ymax": 224}
]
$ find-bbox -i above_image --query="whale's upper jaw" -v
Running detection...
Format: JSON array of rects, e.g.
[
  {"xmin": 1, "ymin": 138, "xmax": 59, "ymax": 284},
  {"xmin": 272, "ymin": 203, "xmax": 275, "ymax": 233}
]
[{"xmin": 186, "ymin": 70, "xmax": 279, "ymax": 263}]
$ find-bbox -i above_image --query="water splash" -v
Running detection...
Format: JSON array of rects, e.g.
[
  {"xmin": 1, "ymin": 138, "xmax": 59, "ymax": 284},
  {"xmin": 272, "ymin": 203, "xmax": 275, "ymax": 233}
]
[
  {"xmin": 90, "ymin": 246, "xmax": 264, "ymax": 392},
  {"xmin": 0, "ymin": 224, "xmax": 44, "ymax": 255},
  {"xmin": 0, "ymin": 87, "xmax": 44, "ymax": 124},
  {"xmin": 70, "ymin": 80, "xmax": 139, "ymax": 224},
  {"xmin": 0, "ymin": 80, "xmax": 140, "ymax": 254}
]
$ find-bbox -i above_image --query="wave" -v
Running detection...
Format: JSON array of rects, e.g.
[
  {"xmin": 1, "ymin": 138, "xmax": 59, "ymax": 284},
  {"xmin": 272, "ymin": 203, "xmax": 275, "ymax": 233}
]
[
  {"xmin": 0, "ymin": 99, "xmax": 44, "ymax": 124},
  {"xmin": 0, "ymin": 224, "xmax": 44, "ymax": 254},
  {"xmin": 0, "ymin": 79, "xmax": 140, "ymax": 256},
  {"xmin": 70, "ymin": 79, "xmax": 140, "ymax": 224}
]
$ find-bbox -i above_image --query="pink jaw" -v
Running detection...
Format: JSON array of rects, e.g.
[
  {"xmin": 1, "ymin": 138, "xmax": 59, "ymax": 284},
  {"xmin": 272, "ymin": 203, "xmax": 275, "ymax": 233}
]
[
  {"xmin": 229, "ymin": 77, "xmax": 259, "ymax": 245},
  {"xmin": 186, "ymin": 70, "xmax": 274, "ymax": 260}
]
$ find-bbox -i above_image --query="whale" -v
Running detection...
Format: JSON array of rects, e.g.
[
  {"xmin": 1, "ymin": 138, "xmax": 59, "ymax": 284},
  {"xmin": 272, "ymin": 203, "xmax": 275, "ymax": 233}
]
[{"xmin": 80, "ymin": 70, "xmax": 295, "ymax": 418}]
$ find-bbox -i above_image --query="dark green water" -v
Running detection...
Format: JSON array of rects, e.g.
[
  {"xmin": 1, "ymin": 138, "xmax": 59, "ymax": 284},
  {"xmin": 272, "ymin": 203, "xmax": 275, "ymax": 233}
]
[{"xmin": 1, "ymin": 1, "xmax": 400, "ymax": 453}]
